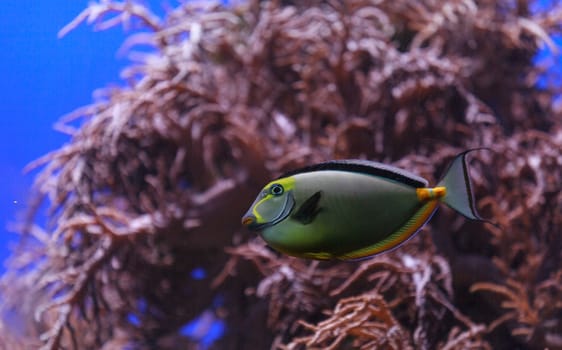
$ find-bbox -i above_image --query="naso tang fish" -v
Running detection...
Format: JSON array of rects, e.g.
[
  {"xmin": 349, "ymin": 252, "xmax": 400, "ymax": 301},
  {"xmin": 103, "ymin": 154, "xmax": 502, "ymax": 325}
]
[{"xmin": 241, "ymin": 150, "xmax": 486, "ymax": 260}]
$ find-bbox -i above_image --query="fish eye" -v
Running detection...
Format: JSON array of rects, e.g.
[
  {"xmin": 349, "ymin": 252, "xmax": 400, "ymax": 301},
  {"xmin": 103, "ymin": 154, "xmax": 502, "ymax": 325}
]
[{"xmin": 269, "ymin": 183, "xmax": 284, "ymax": 196}]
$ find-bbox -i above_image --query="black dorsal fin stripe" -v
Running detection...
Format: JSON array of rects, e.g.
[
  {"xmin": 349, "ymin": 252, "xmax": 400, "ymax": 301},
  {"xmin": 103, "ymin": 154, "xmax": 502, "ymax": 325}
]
[{"xmin": 278, "ymin": 160, "xmax": 428, "ymax": 188}]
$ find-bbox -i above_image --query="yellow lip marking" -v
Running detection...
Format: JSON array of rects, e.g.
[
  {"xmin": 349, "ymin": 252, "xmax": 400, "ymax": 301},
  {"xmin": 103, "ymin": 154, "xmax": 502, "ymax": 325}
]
[{"xmin": 242, "ymin": 216, "xmax": 254, "ymax": 226}]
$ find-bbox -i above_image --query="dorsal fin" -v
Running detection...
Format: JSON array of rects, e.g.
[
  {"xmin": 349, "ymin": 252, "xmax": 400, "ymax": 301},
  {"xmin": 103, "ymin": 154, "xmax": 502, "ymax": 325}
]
[{"xmin": 278, "ymin": 160, "xmax": 428, "ymax": 188}]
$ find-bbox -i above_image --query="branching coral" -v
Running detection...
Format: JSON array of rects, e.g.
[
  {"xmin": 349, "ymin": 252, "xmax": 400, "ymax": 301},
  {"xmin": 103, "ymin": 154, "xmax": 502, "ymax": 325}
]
[
  {"xmin": 285, "ymin": 295, "xmax": 414, "ymax": 350},
  {"xmin": 221, "ymin": 234, "xmax": 491, "ymax": 349},
  {"xmin": 471, "ymin": 274, "xmax": 562, "ymax": 348},
  {"xmin": 0, "ymin": 0, "xmax": 561, "ymax": 349}
]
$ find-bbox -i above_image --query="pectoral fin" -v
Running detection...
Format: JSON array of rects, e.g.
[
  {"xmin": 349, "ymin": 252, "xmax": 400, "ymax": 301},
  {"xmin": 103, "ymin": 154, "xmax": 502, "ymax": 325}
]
[{"xmin": 292, "ymin": 191, "xmax": 322, "ymax": 225}]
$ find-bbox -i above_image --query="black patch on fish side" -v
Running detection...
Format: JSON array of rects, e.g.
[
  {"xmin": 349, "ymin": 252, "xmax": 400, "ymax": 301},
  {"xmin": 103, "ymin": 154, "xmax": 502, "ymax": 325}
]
[
  {"xmin": 279, "ymin": 160, "xmax": 428, "ymax": 188},
  {"xmin": 292, "ymin": 191, "xmax": 322, "ymax": 225}
]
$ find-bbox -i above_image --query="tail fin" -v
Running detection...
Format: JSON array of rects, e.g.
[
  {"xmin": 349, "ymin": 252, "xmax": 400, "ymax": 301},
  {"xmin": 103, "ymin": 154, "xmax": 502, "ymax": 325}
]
[{"xmin": 437, "ymin": 149, "xmax": 484, "ymax": 220}]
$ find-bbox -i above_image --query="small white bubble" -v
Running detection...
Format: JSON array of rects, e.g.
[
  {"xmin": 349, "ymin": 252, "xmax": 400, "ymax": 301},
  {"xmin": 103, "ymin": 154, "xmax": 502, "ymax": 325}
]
[{"xmin": 12, "ymin": 200, "xmax": 18, "ymax": 205}]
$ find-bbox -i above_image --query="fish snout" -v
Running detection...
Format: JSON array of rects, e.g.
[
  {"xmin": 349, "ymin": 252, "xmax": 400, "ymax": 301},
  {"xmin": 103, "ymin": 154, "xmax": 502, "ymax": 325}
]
[
  {"xmin": 242, "ymin": 215, "xmax": 255, "ymax": 226},
  {"xmin": 241, "ymin": 212, "xmax": 260, "ymax": 230}
]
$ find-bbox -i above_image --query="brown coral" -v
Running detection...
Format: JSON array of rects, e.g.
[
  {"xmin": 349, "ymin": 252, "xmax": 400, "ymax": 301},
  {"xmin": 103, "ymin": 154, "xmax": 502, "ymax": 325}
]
[{"xmin": 1, "ymin": 0, "xmax": 561, "ymax": 349}]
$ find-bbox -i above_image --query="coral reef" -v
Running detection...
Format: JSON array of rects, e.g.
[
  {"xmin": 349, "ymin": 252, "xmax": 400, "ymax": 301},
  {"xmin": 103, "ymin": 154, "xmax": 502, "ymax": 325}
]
[{"xmin": 1, "ymin": 0, "xmax": 561, "ymax": 349}]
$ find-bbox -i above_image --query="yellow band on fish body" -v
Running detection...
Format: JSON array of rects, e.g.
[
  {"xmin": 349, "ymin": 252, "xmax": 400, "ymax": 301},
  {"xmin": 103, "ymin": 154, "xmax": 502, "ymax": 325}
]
[
  {"xmin": 416, "ymin": 186, "xmax": 446, "ymax": 202},
  {"xmin": 338, "ymin": 199, "xmax": 440, "ymax": 260}
]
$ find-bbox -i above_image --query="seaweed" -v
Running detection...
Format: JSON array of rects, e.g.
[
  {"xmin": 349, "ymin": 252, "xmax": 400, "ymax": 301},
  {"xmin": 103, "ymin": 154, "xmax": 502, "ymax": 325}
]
[{"xmin": 1, "ymin": 0, "xmax": 561, "ymax": 349}]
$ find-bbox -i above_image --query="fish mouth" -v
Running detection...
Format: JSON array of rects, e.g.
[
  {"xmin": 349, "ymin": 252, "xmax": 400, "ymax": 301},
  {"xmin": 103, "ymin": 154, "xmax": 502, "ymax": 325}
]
[
  {"xmin": 242, "ymin": 216, "xmax": 255, "ymax": 226},
  {"xmin": 241, "ymin": 192, "xmax": 295, "ymax": 231},
  {"xmin": 241, "ymin": 214, "xmax": 265, "ymax": 231},
  {"xmin": 243, "ymin": 220, "xmax": 269, "ymax": 231}
]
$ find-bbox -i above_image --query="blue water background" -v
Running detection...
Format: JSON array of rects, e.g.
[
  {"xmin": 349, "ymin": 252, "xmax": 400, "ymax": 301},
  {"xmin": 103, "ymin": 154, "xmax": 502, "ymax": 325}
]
[
  {"xmin": 0, "ymin": 0, "xmax": 222, "ymax": 346},
  {"xmin": 0, "ymin": 0, "xmax": 559, "ymax": 347},
  {"xmin": 1, "ymin": 1, "xmax": 131, "ymax": 263}
]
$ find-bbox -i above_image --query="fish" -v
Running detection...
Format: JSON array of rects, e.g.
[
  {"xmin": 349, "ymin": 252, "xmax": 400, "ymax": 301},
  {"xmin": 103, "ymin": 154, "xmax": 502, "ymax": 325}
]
[{"xmin": 241, "ymin": 150, "xmax": 487, "ymax": 260}]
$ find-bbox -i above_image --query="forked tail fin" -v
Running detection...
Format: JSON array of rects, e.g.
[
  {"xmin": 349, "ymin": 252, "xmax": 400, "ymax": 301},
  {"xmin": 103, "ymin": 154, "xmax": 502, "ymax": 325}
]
[{"xmin": 437, "ymin": 149, "xmax": 485, "ymax": 220}]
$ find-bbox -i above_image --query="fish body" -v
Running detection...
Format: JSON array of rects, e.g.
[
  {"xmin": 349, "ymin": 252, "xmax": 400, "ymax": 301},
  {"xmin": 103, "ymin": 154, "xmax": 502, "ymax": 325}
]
[{"xmin": 242, "ymin": 150, "xmax": 483, "ymax": 260}]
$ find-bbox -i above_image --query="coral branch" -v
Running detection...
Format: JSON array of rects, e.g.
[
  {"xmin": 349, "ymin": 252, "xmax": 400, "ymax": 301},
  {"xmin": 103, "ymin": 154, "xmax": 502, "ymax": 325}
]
[{"xmin": 58, "ymin": 0, "xmax": 161, "ymax": 38}]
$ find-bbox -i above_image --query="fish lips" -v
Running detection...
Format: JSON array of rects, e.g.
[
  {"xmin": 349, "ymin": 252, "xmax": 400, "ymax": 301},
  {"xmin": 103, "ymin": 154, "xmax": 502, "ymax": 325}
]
[{"xmin": 242, "ymin": 191, "xmax": 295, "ymax": 231}]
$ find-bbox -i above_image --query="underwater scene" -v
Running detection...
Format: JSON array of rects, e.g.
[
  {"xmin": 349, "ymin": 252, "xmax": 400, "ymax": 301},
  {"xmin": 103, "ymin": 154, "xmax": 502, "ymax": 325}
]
[{"xmin": 1, "ymin": 0, "xmax": 561, "ymax": 349}]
